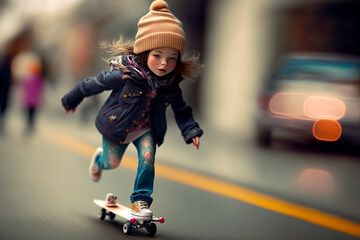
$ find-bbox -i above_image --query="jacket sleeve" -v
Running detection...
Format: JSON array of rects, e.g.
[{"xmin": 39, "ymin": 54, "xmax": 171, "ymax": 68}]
[
  {"xmin": 171, "ymin": 84, "xmax": 203, "ymax": 144},
  {"xmin": 61, "ymin": 69, "xmax": 125, "ymax": 110}
]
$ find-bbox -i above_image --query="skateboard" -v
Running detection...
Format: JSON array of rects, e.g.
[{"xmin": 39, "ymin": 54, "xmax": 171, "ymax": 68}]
[{"xmin": 94, "ymin": 199, "xmax": 165, "ymax": 235}]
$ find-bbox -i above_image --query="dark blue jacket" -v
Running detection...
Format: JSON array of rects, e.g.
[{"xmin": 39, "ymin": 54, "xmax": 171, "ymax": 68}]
[{"xmin": 61, "ymin": 57, "xmax": 203, "ymax": 146}]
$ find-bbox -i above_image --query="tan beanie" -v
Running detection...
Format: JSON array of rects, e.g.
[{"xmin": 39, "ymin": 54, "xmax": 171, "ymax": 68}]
[{"xmin": 133, "ymin": 0, "xmax": 185, "ymax": 56}]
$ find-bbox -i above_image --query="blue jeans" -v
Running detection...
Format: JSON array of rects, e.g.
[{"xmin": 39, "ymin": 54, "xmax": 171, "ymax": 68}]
[{"xmin": 95, "ymin": 131, "xmax": 156, "ymax": 205}]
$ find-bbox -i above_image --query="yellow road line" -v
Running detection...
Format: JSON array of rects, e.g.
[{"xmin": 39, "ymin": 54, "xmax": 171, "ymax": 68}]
[{"xmin": 44, "ymin": 131, "xmax": 360, "ymax": 238}]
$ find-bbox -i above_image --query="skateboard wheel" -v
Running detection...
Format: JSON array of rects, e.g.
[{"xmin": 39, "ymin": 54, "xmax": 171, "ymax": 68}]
[
  {"xmin": 109, "ymin": 212, "xmax": 116, "ymax": 220},
  {"xmin": 123, "ymin": 221, "xmax": 133, "ymax": 235},
  {"xmin": 99, "ymin": 208, "xmax": 106, "ymax": 220},
  {"xmin": 130, "ymin": 218, "xmax": 137, "ymax": 224},
  {"xmin": 159, "ymin": 217, "xmax": 165, "ymax": 223},
  {"xmin": 146, "ymin": 223, "xmax": 157, "ymax": 236}
]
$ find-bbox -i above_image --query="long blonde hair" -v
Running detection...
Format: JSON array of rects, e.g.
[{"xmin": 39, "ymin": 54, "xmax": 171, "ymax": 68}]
[{"xmin": 100, "ymin": 37, "xmax": 202, "ymax": 79}]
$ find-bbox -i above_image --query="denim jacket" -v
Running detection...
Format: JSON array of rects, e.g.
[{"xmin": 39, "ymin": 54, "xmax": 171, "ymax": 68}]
[{"xmin": 61, "ymin": 56, "xmax": 203, "ymax": 146}]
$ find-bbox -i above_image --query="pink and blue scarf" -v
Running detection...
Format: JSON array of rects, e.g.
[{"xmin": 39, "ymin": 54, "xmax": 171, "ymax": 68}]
[{"xmin": 127, "ymin": 55, "xmax": 170, "ymax": 98}]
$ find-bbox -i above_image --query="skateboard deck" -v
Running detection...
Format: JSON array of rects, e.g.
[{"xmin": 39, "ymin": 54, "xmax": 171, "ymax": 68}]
[{"xmin": 94, "ymin": 199, "xmax": 164, "ymax": 235}]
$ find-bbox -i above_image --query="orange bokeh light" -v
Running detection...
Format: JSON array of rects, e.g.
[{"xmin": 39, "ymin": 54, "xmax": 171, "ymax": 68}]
[{"xmin": 312, "ymin": 119, "xmax": 342, "ymax": 141}]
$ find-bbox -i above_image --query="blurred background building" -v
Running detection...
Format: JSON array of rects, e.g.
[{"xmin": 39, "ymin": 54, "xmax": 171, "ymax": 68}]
[{"xmin": 0, "ymin": 0, "xmax": 359, "ymax": 142}]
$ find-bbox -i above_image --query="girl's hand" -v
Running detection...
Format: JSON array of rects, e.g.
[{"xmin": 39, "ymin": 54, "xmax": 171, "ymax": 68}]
[
  {"xmin": 192, "ymin": 137, "xmax": 200, "ymax": 150},
  {"xmin": 65, "ymin": 109, "xmax": 76, "ymax": 114},
  {"xmin": 62, "ymin": 104, "xmax": 76, "ymax": 114}
]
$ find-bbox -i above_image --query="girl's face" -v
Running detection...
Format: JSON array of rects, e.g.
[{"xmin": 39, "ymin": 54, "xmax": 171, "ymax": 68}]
[{"xmin": 147, "ymin": 47, "xmax": 179, "ymax": 77}]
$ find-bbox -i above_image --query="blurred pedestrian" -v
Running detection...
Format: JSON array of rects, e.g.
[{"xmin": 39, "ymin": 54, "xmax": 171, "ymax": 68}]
[
  {"xmin": 20, "ymin": 60, "xmax": 44, "ymax": 134},
  {"xmin": 0, "ymin": 50, "xmax": 13, "ymax": 133},
  {"xmin": 62, "ymin": 0, "xmax": 203, "ymax": 219}
]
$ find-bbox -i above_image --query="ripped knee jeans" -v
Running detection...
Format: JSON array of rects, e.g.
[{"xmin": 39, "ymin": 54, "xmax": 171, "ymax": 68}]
[{"xmin": 95, "ymin": 131, "xmax": 156, "ymax": 205}]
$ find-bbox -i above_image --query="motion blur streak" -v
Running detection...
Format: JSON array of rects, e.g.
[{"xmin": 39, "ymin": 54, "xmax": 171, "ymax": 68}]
[
  {"xmin": 43, "ymin": 128, "xmax": 360, "ymax": 238},
  {"xmin": 269, "ymin": 93, "xmax": 346, "ymax": 120},
  {"xmin": 313, "ymin": 119, "xmax": 342, "ymax": 141},
  {"xmin": 304, "ymin": 96, "xmax": 345, "ymax": 120},
  {"xmin": 269, "ymin": 92, "xmax": 306, "ymax": 117}
]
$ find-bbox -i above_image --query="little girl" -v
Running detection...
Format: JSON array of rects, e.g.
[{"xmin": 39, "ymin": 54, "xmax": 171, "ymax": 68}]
[{"xmin": 61, "ymin": 0, "xmax": 203, "ymax": 220}]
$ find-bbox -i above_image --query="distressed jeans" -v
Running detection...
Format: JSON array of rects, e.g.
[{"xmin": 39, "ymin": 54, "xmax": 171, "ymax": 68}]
[{"xmin": 95, "ymin": 131, "xmax": 156, "ymax": 205}]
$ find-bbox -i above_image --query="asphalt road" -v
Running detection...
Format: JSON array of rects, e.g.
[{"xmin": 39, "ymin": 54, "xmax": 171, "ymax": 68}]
[{"xmin": 0, "ymin": 105, "xmax": 359, "ymax": 240}]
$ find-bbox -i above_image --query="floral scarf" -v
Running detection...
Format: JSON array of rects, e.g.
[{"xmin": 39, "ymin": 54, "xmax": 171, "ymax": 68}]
[{"xmin": 127, "ymin": 55, "xmax": 170, "ymax": 98}]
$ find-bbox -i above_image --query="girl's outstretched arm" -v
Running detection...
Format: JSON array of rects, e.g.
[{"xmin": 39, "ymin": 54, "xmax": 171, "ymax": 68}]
[{"xmin": 61, "ymin": 69, "xmax": 125, "ymax": 111}]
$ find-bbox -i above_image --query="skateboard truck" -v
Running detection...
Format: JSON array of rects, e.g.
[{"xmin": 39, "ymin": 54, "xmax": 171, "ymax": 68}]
[
  {"xmin": 131, "ymin": 217, "xmax": 165, "ymax": 224},
  {"xmin": 110, "ymin": 211, "xmax": 165, "ymax": 235}
]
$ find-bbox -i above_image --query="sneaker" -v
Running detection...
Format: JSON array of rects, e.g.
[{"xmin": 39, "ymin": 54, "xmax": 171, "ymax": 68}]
[
  {"xmin": 89, "ymin": 147, "xmax": 103, "ymax": 182},
  {"xmin": 131, "ymin": 201, "xmax": 153, "ymax": 220},
  {"xmin": 105, "ymin": 193, "xmax": 117, "ymax": 206}
]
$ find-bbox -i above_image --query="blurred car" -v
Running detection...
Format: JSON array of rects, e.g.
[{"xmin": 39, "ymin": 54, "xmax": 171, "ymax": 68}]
[{"xmin": 255, "ymin": 52, "xmax": 360, "ymax": 147}]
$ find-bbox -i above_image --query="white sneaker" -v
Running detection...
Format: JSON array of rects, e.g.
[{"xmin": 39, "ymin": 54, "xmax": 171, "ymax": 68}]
[
  {"xmin": 89, "ymin": 147, "xmax": 103, "ymax": 182},
  {"xmin": 131, "ymin": 201, "xmax": 153, "ymax": 220},
  {"xmin": 105, "ymin": 193, "xmax": 117, "ymax": 206}
]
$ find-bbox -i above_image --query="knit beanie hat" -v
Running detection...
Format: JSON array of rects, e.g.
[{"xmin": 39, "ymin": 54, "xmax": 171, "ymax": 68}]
[{"xmin": 133, "ymin": 0, "xmax": 185, "ymax": 56}]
